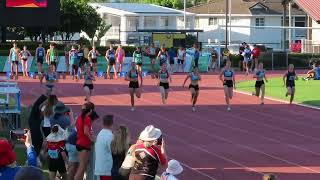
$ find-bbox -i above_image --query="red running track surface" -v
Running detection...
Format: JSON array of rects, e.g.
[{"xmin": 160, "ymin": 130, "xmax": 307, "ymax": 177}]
[{"xmin": 14, "ymin": 71, "xmax": 320, "ymax": 180}]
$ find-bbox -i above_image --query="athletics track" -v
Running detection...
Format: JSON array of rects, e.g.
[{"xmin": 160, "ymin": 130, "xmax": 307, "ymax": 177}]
[{"xmin": 16, "ymin": 71, "xmax": 320, "ymax": 180}]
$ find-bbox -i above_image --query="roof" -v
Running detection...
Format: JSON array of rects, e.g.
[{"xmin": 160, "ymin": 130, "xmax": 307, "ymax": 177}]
[
  {"xmin": 294, "ymin": 0, "xmax": 320, "ymax": 23},
  {"xmin": 90, "ymin": 3, "xmax": 194, "ymax": 16},
  {"xmin": 187, "ymin": 0, "xmax": 305, "ymax": 16}
]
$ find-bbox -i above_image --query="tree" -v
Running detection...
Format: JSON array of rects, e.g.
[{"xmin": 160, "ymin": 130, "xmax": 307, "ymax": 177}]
[
  {"xmin": 173, "ymin": 0, "xmax": 183, "ymax": 10},
  {"xmin": 95, "ymin": 21, "xmax": 112, "ymax": 45},
  {"xmin": 81, "ymin": 2, "xmax": 103, "ymax": 44}
]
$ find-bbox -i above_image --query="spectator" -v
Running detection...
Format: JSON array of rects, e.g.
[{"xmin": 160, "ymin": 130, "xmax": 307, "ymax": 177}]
[
  {"xmin": 160, "ymin": 159, "xmax": 183, "ymax": 180},
  {"xmin": 119, "ymin": 139, "xmax": 143, "ymax": 180},
  {"xmin": 0, "ymin": 131, "xmax": 38, "ymax": 180},
  {"xmin": 74, "ymin": 102, "xmax": 95, "ymax": 180},
  {"xmin": 168, "ymin": 47, "xmax": 176, "ymax": 72},
  {"xmin": 111, "ymin": 125, "xmax": 130, "ymax": 180},
  {"xmin": 239, "ymin": 42, "xmax": 246, "ymax": 71},
  {"xmin": 193, "ymin": 44, "xmax": 200, "ymax": 68},
  {"xmin": 50, "ymin": 101, "xmax": 72, "ymax": 130},
  {"xmin": 45, "ymin": 125, "xmax": 68, "ymax": 180},
  {"xmin": 14, "ymin": 166, "xmax": 45, "ymax": 180},
  {"xmin": 251, "ymin": 44, "xmax": 261, "ymax": 71},
  {"xmin": 94, "ymin": 115, "xmax": 114, "ymax": 180},
  {"xmin": 40, "ymin": 94, "xmax": 58, "ymax": 137},
  {"xmin": 129, "ymin": 125, "xmax": 167, "ymax": 180}
]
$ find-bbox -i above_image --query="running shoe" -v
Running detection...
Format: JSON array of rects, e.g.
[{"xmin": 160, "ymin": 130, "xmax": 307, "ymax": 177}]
[
  {"xmin": 192, "ymin": 106, "xmax": 196, "ymax": 112},
  {"xmin": 131, "ymin": 107, "xmax": 135, "ymax": 111},
  {"xmin": 227, "ymin": 107, "xmax": 231, "ymax": 111}
]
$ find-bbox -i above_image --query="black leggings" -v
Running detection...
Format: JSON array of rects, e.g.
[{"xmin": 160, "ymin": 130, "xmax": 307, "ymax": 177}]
[
  {"xmin": 72, "ymin": 65, "xmax": 79, "ymax": 76},
  {"xmin": 194, "ymin": 58, "xmax": 199, "ymax": 67}
]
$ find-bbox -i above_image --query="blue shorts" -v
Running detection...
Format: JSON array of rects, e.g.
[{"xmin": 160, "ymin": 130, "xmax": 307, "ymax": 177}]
[{"xmin": 66, "ymin": 143, "xmax": 79, "ymax": 163}]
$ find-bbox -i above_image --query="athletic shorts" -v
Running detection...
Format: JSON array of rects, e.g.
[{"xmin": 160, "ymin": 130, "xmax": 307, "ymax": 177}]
[
  {"xmin": 66, "ymin": 143, "xmax": 79, "ymax": 163},
  {"xmin": 48, "ymin": 154, "xmax": 67, "ymax": 174},
  {"xmin": 286, "ymin": 81, "xmax": 295, "ymax": 88},
  {"xmin": 37, "ymin": 58, "xmax": 44, "ymax": 64},
  {"xmin": 84, "ymin": 84, "xmax": 94, "ymax": 90},
  {"xmin": 136, "ymin": 62, "xmax": 142, "ymax": 67},
  {"xmin": 178, "ymin": 59, "xmax": 184, "ymax": 64},
  {"xmin": 189, "ymin": 84, "xmax": 199, "ymax": 91},
  {"xmin": 255, "ymin": 80, "xmax": 265, "ymax": 88},
  {"xmin": 223, "ymin": 80, "xmax": 233, "ymax": 88},
  {"xmin": 159, "ymin": 82, "xmax": 169, "ymax": 89},
  {"xmin": 22, "ymin": 58, "xmax": 28, "ymax": 61},
  {"xmin": 11, "ymin": 61, "xmax": 19, "ymax": 65},
  {"xmin": 169, "ymin": 58, "xmax": 175, "ymax": 65},
  {"xmin": 91, "ymin": 58, "xmax": 97, "ymax": 64},
  {"xmin": 76, "ymin": 144, "xmax": 91, "ymax": 152},
  {"xmin": 129, "ymin": 81, "xmax": 139, "ymax": 89},
  {"xmin": 108, "ymin": 59, "xmax": 116, "ymax": 66},
  {"xmin": 79, "ymin": 58, "xmax": 88, "ymax": 67}
]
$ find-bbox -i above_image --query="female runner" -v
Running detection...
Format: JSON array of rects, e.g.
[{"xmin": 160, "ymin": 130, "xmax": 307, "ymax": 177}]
[
  {"xmin": 219, "ymin": 60, "xmax": 236, "ymax": 111},
  {"xmin": 20, "ymin": 46, "xmax": 31, "ymax": 77},
  {"xmin": 83, "ymin": 64, "xmax": 95, "ymax": 102},
  {"xmin": 44, "ymin": 64, "xmax": 58, "ymax": 94},
  {"xmin": 283, "ymin": 64, "xmax": 298, "ymax": 104},
  {"xmin": 125, "ymin": 62, "xmax": 143, "ymax": 111},
  {"xmin": 158, "ymin": 63, "xmax": 171, "ymax": 104},
  {"xmin": 133, "ymin": 47, "xmax": 143, "ymax": 72},
  {"xmin": 252, "ymin": 63, "xmax": 268, "ymax": 105},
  {"xmin": 183, "ymin": 67, "xmax": 201, "ymax": 111}
]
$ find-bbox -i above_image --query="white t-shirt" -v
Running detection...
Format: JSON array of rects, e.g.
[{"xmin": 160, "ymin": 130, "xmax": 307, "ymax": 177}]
[
  {"xmin": 94, "ymin": 129, "xmax": 114, "ymax": 176},
  {"xmin": 41, "ymin": 106, "xmax": 51, "ymax": 127},
  {"xmin": 160, "ymin": 173, "xmax": 178, "ymax": 180}
]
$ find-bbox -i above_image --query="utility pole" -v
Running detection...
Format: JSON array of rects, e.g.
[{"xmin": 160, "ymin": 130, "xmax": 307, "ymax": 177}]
[
  {"xmin": 184, "ymin": 0, "xmax": 186, "ymax": 29},
  {"xmin": 225, "ymin": 0, "xmax": 229, "ymax": 49},
  {"xmin": 282, "ymin": 1, "xmax": 287, "ymax": 51},
  {"xmin": 288, "ymin": 1, "xmax": 292, "ymax": 48}
]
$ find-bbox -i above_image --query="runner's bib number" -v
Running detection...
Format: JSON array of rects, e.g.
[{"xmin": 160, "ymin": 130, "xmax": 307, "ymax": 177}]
[{"xmin": 48, "ymin": 149, "xmax": 59, "ymax": 159}]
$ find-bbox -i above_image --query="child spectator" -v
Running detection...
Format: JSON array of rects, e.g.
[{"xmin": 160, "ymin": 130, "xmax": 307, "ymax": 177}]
[
  {"xmin": 45, "ymin": 125, "xmax": 68, "ymax": 180},
  {"xmin": 95, "ymin": 115, "xmax": 114, "ymax": 180},
  {"xmin": 160, "ymin": 159, "xmax": 183, "ymax": 180}
]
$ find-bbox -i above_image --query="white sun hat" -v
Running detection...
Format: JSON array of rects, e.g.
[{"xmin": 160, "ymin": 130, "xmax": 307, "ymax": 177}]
[
  {"xmin": 139, "ymin": 125, "xmax": 162, "ymax": 141},
  {"xmin": 166, "ymin": 159, "xmax": 183, "ymax": 175}
]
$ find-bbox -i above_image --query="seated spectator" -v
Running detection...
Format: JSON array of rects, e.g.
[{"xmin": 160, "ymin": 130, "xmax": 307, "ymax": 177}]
[
  {"xmin": 45, "ymin": 125, "xmax": 68, "ymax": 180},
  {"xmin": 95, "ymin": 115, "xmax": 114, "ymax": 180},
  {"xmin": 111, "ymin": 125, "xmax": 130, "ymax": 180},
  {"xmin": 15, "ymin": 166, "xmax": 45, "ymax": 180},
  {"xmin": 129, "ymin": 125, "xmax": 167, "ymax": 180},
  {"xmin": 160, "ymin": 159, "xmax": 183, "ymax": 180},
  {"xmin": 0, "ymin": 131, "xmax": 38, "ymax": 180},
  {"xmin": 50, "ymin": 101, "xmax": 72, "ymax": 130},
  {"xmin": 74, "ymin": 102, "xmax": 95, "ymax": 180},
  {"xmin": 304, "ymin": 62, "xmax": 320, "ymax": 81}
]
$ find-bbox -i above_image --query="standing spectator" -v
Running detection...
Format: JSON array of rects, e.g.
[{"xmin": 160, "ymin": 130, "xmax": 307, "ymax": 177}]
[
  {"xmin": 129, "ymin": 125, "xmax": 167, "ymax": 180},
  {"xmin": 69, "ymin": 45, "xmax": 79, "ymax": 81},
  {"xmin": 19, "ymin": 45, "xmax": 31, "ymax": 77},
  {"xmin": 105, "ymin": 44, "xmax": 118, "ymax": 79},
  {"xmin": 251, "ymin": 44, "xmax": 261, "ymax": 71},
  {"xmin": 0, "ymin": 131, "xmax": 38, "ymax": 180},
  {"xmin": 238, "ymin": 42, "xmax": 246, "ymax": 71},
  {"xmin": 243, "ymin": 45, "xmax": 252, "ymax": 75},
  {"xmin": 116, "ymin": 45, "xmax": 126, "ymax": 73},
  {"xmin": 157, "ymin": 46, "xmax": 169, "ymax": 67},
  {"xmin": 111, "ymin": 125, "xmax": 130, "ymax": 180},
  {"xmin": 147, "ymin": 43, "xmax": 157, "ymax": 78},
  {"xmin": 210, "ymin": 48, "xmax": 218, "ymax": 71},
  {"xmin": 133, "ymin": 47, "xmax": 143, "ymax": 73},
  {"xmin": 45, "ymin": 125, "xmax": 68, "ymax": 180},
  {"xmin": 74, "ymin": 102, "xmax": 95, "ymax": 180},
  {"xmin": 95, "ymin": 115, "xmax": 114, "ymax": 180},
  {"xmin": 160, "ymin": 159, "xmax": 183, "ymax": 180},
  {"xmin": 193, "ymin": 44, "xmax": 200, "ymax": 68},
  {"xmin": 8, "ymin": 42, "xmax": 20, "ymax": 80},
  {"xmin": 88, "ymin": 46, "xmax": 100, "ymax": 76},
  {"xmin": 40, "ymin": 94, "xmax": 58, "ymax": 137},
  {"xmin": 64, "ymin": 44, "xmax": 71, "ymax": 75},
  {"xmin": 66, "ymin": 127, "xmax": 78, "ymax": 180},
  {"xmin": 168, "ymin": 47, "xmax": 176, "ymax": 72},
  {"xmin": 46, "ymin": 43, "xmax": 59, "ymax": 73},
  {"xmin": 49, "ymin": 101, "xmax": 72, "ymax": 130},
  {"xmin": 177, "ymin": 46, "xmax": 186, "ymax": 73}
]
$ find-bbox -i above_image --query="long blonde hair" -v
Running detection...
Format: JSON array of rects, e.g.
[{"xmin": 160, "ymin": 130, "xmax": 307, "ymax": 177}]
[{"xmin": 111, "ymin": 125, "xmax": 130, "ymax": 155}]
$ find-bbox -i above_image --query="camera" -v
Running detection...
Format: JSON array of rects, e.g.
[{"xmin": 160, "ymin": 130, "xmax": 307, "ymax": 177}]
[{"xmin": 10, "ymin": 129, "xmax": 28, "ymax": 141}]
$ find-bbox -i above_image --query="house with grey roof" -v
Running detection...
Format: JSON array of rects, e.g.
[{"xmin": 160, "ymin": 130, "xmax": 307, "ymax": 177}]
[
  {"xmin": 187, "ymin": 0, "xmax": 307, "ymax": 50},
  {"xmin": 88, "ymin": 3, "xmax": 195, "ymax": 46}
]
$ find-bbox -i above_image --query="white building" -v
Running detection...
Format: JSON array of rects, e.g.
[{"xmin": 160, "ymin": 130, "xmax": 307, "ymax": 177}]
[
  {"xmin": 187, "ymin": 0, "xmax": 308, "ymax": 50},
  {"xmin": 88, "ymin": 3, "xmax": 195, "ymax": 46}
]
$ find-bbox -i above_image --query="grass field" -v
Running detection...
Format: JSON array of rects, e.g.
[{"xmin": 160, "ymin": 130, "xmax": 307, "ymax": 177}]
[{"xmin": 237, "ymin": 77, "xmax": 320, "ymax": 107}]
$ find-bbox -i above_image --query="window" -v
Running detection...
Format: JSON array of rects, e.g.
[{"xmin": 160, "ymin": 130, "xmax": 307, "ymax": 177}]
[
  {"xmin": 160, "ymin": 16, "xmax": 169, "ymax": 27},
  {"xmin": 209, "ymin": 17, "xmax": 218, "ymax": 25},
  {"xmin": 144, "ymin": 16, "xmax": 156, "ymax": 28},
  {"xmin": 255, "ymin": 18, "xmax": 265, "ymax": 27},
  {"xmin": 195, "ymin": 18, "xmax": 199, "ymax": 28}
]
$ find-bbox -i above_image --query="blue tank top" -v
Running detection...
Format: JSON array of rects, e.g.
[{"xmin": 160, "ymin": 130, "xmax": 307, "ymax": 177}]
[
  {"xmin": 109, "ymin": 49, "xmax": 115, "ymax": 59},
  {"xmin": 84, "ymin": 72, "xmax": 93, "ymax": 81},
  {"xmin": 191, "ymin": 73, "xmax": 199, "ymax": 81},
  {"xmin": 37, "ymin": 48, "xmax": 45, "ymax": 58},
  {"xmin": 256, "ymin": 70, "xmax": 265, "ymax": 79},
  {"xmin": 224, "ymin": 69, "xmax": 233, "ymax": 78}
]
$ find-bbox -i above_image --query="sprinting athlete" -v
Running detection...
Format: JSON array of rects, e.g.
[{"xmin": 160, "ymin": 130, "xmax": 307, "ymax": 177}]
[
  {"xmin": 219, "ymin": 60, "xmax": 236, "ymax": 111},
  {"xmin": 252, "ymin": 63, "xmax": 268, "ymax": 105},
  {"xmin": 83, "ymin": 64, "xmax": 95, "ymax": 102},
  {"xmin": 88, "ymin": 46, "xmax": 100, "ymax": 76},
  {"xmin": 19, "ymin": 46, "xmax": 31, "ymax": 77},
  {"xmin": 105, "ymin": 44, "xmax": 117, "ymax": 79},
  {"xmin": 158, "ymin": 63, "xmax": 171, "ymax": 104},
  {"xmin": 183, "ymin": 67, "xmax": 201, "ymax": 111},
  {"xmin": 8, "ymin": 42, "xmax": 20, "ymax": 80},
  {"xmin": 133, "ymin": 47, "xmax": 143, "ymax": 72},
  {"xmin": 125, "ymin": 62, "xmax": 143, "ymax": 111},
  {"xmin": 45, "ymin": 64, "xmax": 58, "ymax": 93},
  {"xmin": 116, "ymin": 45, "xmax": 125, "ymax": 73},
  {"xmin": 35, "ymin": 42, "xmax": 46, "ymax": 77},
  {"xmin": 46, "ymin": 43, "xmax": 59, "ymax": 73},
  {"xmin": 283, "ymin": 64, "xmax": 298, "ymax": 104},
  {"xmin": 69, "ymin": 45, "xmax": 79, "ymax": 80}
]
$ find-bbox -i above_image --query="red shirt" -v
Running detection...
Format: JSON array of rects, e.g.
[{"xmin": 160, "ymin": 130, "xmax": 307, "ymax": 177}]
[
  {"xmin": 252, "ymin": 47, "xmax": 261, "ymax": 58},
  {"xmin": 76, "ymin": 116, "xmax": 93, "ymax": 148}
]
